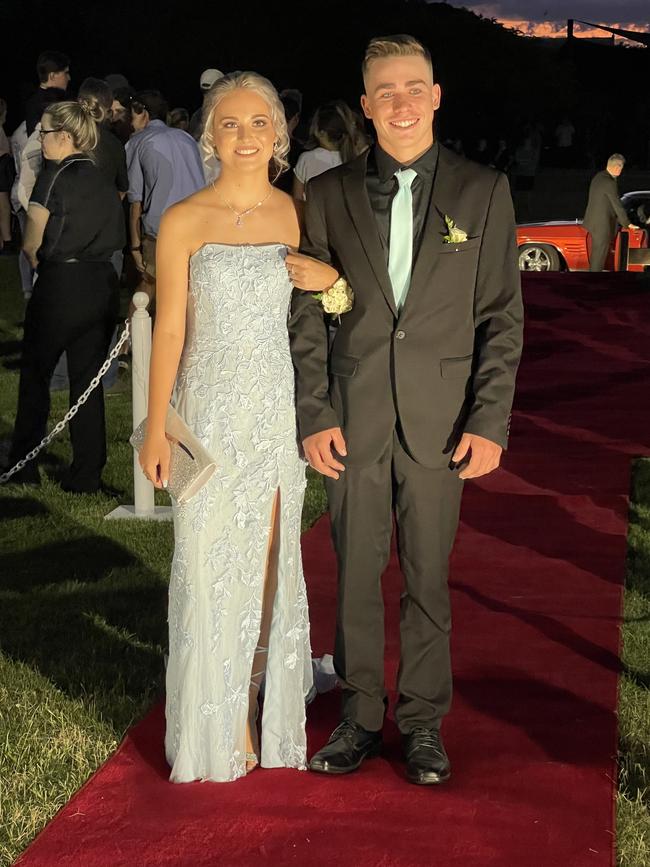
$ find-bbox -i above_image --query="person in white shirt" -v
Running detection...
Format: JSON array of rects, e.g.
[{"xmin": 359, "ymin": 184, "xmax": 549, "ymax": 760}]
[
  {"xmin": 10, "ymin": 122, "xmax": 35, "ymax": 296},
  {"xmin": 554, "ymin": 117, "xmax": 575, "ymax": 168},
  {"xmin": 293, "ymin": 100, "xmax": 369, "ymax": 202},
  {"xmin": 189, "ymin": 68, "xmax": 225, "ymax": 141},
  {"xmin": 0, "ymin": 99, "xmax": 13, "ymax": 251}
]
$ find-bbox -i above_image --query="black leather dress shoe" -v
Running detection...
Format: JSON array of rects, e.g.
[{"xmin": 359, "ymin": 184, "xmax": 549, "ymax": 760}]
[
  {"xmin": 309, "ymin": 720, "xmax": 382, "ymax": 774},
  {"xmin": 403, "ymin": 727, "xmax": 451, "ymax": 785}
]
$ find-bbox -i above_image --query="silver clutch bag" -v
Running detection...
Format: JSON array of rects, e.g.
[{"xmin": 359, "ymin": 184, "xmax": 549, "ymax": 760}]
[{"xmin": 130, "ymin": 405, "xmax": 217, "ymax": 503}]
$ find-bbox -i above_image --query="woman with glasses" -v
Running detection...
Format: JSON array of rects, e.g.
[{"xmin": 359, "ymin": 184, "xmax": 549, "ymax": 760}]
[{"xmin": 7, "ymin": 97, "xmax": 125, "ymax": 492}]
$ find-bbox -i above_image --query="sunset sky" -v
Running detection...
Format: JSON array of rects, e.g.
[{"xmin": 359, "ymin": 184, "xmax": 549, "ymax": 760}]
[{"xmin": 445, "ymin": 1, "xmax": 650, "ymax": 39}]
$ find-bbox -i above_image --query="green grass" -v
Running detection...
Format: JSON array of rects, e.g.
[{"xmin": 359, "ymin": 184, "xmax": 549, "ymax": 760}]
[
  {"xmin": 617, "ymin": 459, "xmax": 650, "ymax": 866},
  {"xmin": 0, "ymin": 256, "xmax": 648, "ymax": 865},
  {"xmin": 0, "ymin": 256, "xmax": 326, "ymax": 865}
]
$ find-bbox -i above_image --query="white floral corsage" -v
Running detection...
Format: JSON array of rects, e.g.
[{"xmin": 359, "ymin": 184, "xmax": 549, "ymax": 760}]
[
  {"xmin": 315, "ymin": 277, "xmax": 354, "ymax": 322},
  {"xmin": 443, "ymin": 215, "xmax": 468, "ymax": 244}
]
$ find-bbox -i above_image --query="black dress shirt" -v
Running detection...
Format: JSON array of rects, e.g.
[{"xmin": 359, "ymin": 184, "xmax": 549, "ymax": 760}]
[
  {"xmin": 30, "ymin": 154, "xmax": 126, "ymax": 262},
  {"xmin": 365, "ymin": 141, "xmax": 439, "ymax": 263}
]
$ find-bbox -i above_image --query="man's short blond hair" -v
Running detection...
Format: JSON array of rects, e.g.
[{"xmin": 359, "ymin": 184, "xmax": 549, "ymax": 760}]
[
  {"xmin": 362, "ymin": 34, "xmax": 434, "ymax": 85},
  {"xmin": 607, "ymin": 153, "xmax": 625, "ymax": 168}
]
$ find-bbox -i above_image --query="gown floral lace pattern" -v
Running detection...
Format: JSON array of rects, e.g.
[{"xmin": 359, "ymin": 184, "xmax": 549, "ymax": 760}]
[{"xmin": 165, "ymin": 243, "xmax": 312, "ymax": 783}]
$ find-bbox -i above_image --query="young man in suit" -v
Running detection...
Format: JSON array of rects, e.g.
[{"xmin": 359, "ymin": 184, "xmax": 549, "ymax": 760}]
[
  {"xmin": 583, "ymin": 154, "xmax": 638, "ymax": 272},
  {"xmin": 288, "ymin": 34, "xmax": 523, "ymax": 785}
]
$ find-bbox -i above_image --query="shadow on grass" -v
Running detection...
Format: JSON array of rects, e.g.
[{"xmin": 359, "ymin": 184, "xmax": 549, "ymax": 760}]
[
  {"xmin": 0, "ymin": 495, "xmax": 49, "ymax": 520},
  {"xmin": 0, "ymin": 481, "xmax": 171, "ymax": 732},
  {"xmin": 1, "ymin": 535, "xmax": 139, "ymax": 591},
  {"xmin": 2, "ymin": 584, "xmax": 167, "ymax": 712},
  {"xmin": 0, "ymin": 338, "xmax": 21, "ymax": 356},
  {"xmin": 0, "ymin": 568, "xmax": 168, "ymax": 731}
]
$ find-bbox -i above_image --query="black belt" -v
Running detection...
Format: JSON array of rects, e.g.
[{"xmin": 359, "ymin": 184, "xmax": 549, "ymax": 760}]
[{"xmin": 44, "ymin": 258, "xmax": 112, "ymax": 264}]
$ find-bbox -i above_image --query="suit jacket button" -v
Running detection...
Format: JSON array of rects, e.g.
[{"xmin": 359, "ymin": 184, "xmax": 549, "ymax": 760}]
[{"xmin": 395, "ymin": 330, "xmax": 406, "ymax": 340}]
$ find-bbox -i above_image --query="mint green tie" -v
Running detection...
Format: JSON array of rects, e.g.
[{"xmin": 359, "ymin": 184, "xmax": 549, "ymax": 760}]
[{"xmin": 388, "ymin": 168, "xmax": 417, "ymax": 312}]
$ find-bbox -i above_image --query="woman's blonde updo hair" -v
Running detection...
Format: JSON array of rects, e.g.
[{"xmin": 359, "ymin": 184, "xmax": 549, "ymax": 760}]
[
  {"xmin": 44, "ymin": 97, "xmax": 102, "ymax": 154},
  {"xmin": 200, "ymin": 71, "xmax": 290, "ymax": 182}
]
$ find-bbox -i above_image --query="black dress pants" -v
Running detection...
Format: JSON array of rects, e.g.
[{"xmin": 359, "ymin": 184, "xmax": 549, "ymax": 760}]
[
  {"xmin": 587, "ymin": 232, "xmax": 613, "ymax": 272},
  {"xmin": 9, "ymin": 261, "xmax": 118, "ymax": 491},
  {"xmin": 325, "ymin": 430, "xmax": 464, "ymax": 734}
]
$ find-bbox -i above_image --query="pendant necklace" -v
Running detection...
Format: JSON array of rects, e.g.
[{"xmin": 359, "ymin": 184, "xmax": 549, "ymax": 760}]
[{"xmin": 213, "ymin": 183, "xmax": 273, "ymax": 228}]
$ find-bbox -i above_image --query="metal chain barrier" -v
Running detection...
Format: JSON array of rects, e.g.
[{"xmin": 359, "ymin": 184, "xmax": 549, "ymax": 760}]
[{"xmin": 0, "ymin": 320, "xmax": 131, "ymax": 484}]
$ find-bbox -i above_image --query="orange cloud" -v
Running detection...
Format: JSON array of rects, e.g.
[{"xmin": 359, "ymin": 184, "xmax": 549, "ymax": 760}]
[{"xmin": 496, "ymin": 19, "xmax": 649, "ymax": 41}]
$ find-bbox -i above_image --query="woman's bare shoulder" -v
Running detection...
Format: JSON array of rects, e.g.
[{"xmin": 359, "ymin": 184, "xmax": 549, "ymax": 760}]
[{"xmin": 159, "ymin": 187, "xmax": 215, "ymax": 235}]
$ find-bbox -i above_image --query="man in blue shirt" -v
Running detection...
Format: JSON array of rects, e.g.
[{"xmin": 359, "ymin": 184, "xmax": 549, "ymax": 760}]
[{"xmin": 126, "ymin": 90, "xmax": 205, "ymax": 307}]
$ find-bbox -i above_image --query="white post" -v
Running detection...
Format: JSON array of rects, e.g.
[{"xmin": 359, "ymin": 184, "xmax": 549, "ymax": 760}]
[
  {"xmin": 132, "ymin": 291, "xmax": 155, "ymax": 515},
  {"xmin": 105, "ymin": 291, "xmax": 172, "ymax": 522}
]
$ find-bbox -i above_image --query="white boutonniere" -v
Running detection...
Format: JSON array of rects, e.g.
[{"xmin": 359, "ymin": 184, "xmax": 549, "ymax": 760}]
[
  {"xmin": 314, "ymin": 277, "xmax": 354, "ymax": 322},
  {"xmin": 443, "ymin": 215, "xmax": 468, "ymax": 244}
]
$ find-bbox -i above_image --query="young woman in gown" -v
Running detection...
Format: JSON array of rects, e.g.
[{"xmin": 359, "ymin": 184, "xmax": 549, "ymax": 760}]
[{"xmin": 139, "ymin": 72, "xmax": 339, "ymax": 782}]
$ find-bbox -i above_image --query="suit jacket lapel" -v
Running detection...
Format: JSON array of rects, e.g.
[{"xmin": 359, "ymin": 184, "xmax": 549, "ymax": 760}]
[
  {"xmin": 403, "ymin": 145, "xmax": 462, "ymax": 314},
  {"xmin": 342, "ymin": 152, "xmax": 397, "ymax": 317}
]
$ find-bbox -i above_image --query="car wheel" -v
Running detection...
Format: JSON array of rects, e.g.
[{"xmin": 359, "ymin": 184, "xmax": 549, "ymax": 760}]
[{"xmin": 518, "ymin": 244, "xmax": 561, "ymax": 272}]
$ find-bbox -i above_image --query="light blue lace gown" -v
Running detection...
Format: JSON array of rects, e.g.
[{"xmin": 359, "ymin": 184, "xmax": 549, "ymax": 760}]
[{"xmin": 165, "ymin": 243, "xmax": 312, "ymax": 783}]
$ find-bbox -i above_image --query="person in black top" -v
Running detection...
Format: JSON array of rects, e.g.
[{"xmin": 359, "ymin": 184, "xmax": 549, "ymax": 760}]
[
  {"xmin": 7, "ymin": 97, "xmax": 125, "ymax": 492},
  {"xmin": 24, "ymin": 50, "xmax": 71, "ymax": 136},
  {"xmin": 78, "ymin": 78, "xmax": 129, "ymax": 197}
]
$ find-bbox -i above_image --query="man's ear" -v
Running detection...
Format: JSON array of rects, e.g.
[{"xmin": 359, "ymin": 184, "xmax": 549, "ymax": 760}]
[
  {"xmin": 432, "ymin": 84, "xmax": 442, "ymax": 112},
  {"xmin": 360, "ymin": 94, "xmax": 372, "ymax": 120}
]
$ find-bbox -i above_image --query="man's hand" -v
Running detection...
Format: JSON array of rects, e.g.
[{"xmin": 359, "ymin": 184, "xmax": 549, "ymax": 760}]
[
  {"xmin": 132, "ymin": 249, "xmax": 146, "ymax": 273},
  {"xmin": 303, "ymin": 427, "xmax": 347, "ymax": 479},
  {"xmin": 286, "ymin": 252, "xmax": 338, "ymax": 292},
  {"xmin": 452, "ymin": 433, "xmax": 502, "ymax": 480}
]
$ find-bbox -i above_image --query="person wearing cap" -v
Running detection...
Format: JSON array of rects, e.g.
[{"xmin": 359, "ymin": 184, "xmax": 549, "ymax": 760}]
[
  {"xmin": 189, "ymin": 68, "xmax": 224, "ymax": 140},
  {"xmin": 125, "ymin": 89, "xmax": 205, "ymax": 310}
]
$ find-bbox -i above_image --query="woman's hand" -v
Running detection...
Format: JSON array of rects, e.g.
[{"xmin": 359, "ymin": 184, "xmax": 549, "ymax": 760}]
[
  {"xmin": 285, "ymin": 252, "xmax": 338, "ymax": 292},
  {"xmin": 139, "ymin": 432, "xmax": 171, "ymax": 489}
]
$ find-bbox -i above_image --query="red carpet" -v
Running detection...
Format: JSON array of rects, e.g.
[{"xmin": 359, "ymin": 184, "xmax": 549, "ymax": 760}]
[{"xmin": 16, "ymin": 273, "xmax": 650, "ymax": 867}]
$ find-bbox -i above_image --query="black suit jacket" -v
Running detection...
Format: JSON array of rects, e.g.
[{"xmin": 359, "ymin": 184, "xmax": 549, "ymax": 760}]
[
  {"xmin": 288, "ymin": 145, "xmax": 524, "ymax": 469},
  {"xmin": 583, "ymin": 170, "xmax": 629, "ymax": 240}
]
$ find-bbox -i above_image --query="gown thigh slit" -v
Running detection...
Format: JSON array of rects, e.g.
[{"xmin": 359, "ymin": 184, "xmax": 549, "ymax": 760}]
[
  {"xmin": 165, "ymin": 243, "xmax": 312, "ymax": 783},
  {"xmin": 246, "ymin": 487, "xmax": 281, "ymax": 770}
]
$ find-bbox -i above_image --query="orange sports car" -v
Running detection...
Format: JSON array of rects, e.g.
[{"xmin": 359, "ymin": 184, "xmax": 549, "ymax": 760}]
[{"xmin": 516, "ymin": 191, "xmax": 650, "ymax": 272}]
